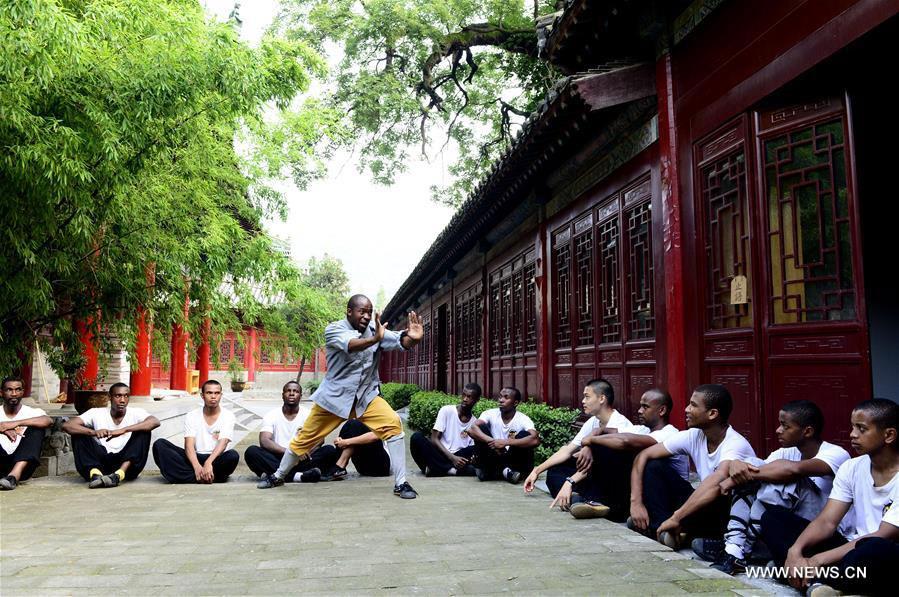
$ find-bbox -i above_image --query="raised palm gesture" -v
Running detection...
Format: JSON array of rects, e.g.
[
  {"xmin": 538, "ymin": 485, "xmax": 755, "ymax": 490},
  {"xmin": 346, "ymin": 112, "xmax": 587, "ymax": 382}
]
[{"xmin": 405, "ymin": 311, "xmax": 424, "ymax": 342}]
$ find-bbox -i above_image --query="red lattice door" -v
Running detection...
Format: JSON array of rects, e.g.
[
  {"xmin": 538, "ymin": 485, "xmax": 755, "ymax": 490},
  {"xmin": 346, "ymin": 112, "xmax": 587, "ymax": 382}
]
[{"xmin": 695, "ymin": 98, "xmax": 870, "ymax": 452}]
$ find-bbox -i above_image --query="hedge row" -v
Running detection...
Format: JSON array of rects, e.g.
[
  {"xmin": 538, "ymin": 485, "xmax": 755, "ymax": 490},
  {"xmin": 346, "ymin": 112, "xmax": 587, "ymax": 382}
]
[
  {"xmin": 407, "ymin": 390, "xmax": 579, "ymax": 464},
  {"xmin": 379, "ymin": 382, "xmax": 421, "ymax": 410}
]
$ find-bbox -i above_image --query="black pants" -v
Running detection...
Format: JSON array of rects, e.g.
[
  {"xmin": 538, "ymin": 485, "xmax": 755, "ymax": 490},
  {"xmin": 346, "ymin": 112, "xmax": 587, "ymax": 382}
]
[
  {"xmin": 642, "ymin": 458, "xmax": 731, "ymax": 536},
  {"xmin": 759, "ymin": 506, "xmax": 895, "ymax": 594},
  {"xmin": 152, "ymin": 438, "xmax": 239, "ymax": 484},
  {"xmin": 544, "ymin": 446, "xmax": 637, "ymax": 521},
  {"xmin": 72, "ymin": 431, "xmax": 151, "ymax": 481},
  {"xmin": 472, "ymin": 423, "xmax": 535, "ymax": 480},
  {"xmin": 0, "ymin": 427, "xmax": 45, "ymax": 481},
  {"xmin": 339, "ymin": 419, "xmax": 390, "ymax": 476},
  {"xmin": 759, "ymin": 505, "xmax": 847, "ymax": 565},
  {"xmin": 244, "ymin": 444, "xmax": 338, "ymax": 479},
  {"xmin": 409, "ymin": 431, "xmax": 475, "ymax": 476}
]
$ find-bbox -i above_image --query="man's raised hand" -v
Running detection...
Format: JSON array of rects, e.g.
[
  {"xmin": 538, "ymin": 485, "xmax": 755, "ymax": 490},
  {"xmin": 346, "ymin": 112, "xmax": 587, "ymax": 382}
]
[
  {"xmin": 405, "ymin": 311, "xmax": 424, "ymax": 341},
  {"xmin": 373, "ymin": 311, "xmax": 388, "ymax": 341}
]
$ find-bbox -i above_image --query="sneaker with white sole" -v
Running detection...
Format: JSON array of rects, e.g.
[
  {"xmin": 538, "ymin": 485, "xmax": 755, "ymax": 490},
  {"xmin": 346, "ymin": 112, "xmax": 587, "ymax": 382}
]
[
  {"xmin": 569, "ymin": 501, "xmax": 611, "ymax": 519},
  {"xmin": 502, "ymin": 468, "xmax": 522, "ymax": 484},
  {"xmin": 256, "ymin": 473, "xmax": 284, "ymax": 489}
]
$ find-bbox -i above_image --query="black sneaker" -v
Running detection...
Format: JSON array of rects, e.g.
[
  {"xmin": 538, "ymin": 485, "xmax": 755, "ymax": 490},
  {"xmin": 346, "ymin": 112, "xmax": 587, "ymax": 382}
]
[
  {"xmin": 98, "ymin": 473, "xmax": 120, "ymax": 488},
  {"xmin": 502, "ymin": 468, "xmax": 522, "ymax": 484},
  {"xmin": 692, "ymin": 537, "xmax": 725, "ymax": 562},
  {"xmin": 0, "ymin": 475, "xmax": 18, "ymax": 491},
  {"xmin": 711, "ymin": 554, "xmax": 747, "ymax": 576},
  {"xmin": 299, "ymin": 468, "xmax": 321, "ymax": 483},
  {"xmin": 475, "ymin": 467, "xmax": 490, "ymax": 482},
  {"xmin": 457, "ymin": 464, "xmax": 476, "ymax": 476},
  {"xmin": 393, "ymin": 481, "xmax": 418, "ymax": 499},
  {"xmin": 256, "ymin": 473, "xmax": 284, "ymax": 489},
  {"xmin": 88, "ymin": 473, "xmax": 104, "ymax": 489},
  {"xmin": 321, "ymin": 465, "xmax": 347, "ymax": 482}
]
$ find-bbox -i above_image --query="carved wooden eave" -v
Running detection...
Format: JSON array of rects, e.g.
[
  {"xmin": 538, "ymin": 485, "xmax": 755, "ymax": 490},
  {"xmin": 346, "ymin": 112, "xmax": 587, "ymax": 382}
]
[{"xmin": 383, "ymin": 63, "xmax": 656, "ymax": 320}]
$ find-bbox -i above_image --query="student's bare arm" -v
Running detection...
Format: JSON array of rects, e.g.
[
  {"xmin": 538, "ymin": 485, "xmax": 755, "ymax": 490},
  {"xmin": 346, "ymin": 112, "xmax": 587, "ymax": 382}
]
[
  {"xmin": 259, "ymin": 431, "xmax": 285, "ymax": 456},
  {"xmin": 585, "ymin": 432, "xmax": 657, "ymax": 451},
  {"xmin": 785, "ymin": 499, "xmax": 851, "ymax": 588},
  {"xmin": 629, "ymin": 442, "xmax": 673, "ymax": 530}
]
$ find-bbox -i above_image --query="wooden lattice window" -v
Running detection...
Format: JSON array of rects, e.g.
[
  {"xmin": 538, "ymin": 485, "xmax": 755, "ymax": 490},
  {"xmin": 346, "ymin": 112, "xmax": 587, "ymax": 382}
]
[
  {"xmin": 701, "ymin": 150, "xmax": 753, "ymax": 329},
  {"xmin": 524, "ymin": 261, "xmax": 537, "ymax": 352},
  {"xmin": 764, "ymin": 117, "xmax": 856, "ymax": 323},
  {"xmin": 489, "ymin": 279, "xmax": 502, "ymax": 355},
  {"xmin": 574, "ymin": 218, "xmax": 594, "ymax": 346},
  {"xmin": 626, "ymin": 201, "xmax": 655, "ymax": 339},
  {"xmin": 553, "ymin": 230, "xmax": 572, "ymax": 349},
  {"xmin": 597, "ymin": 208, "xmax": 621, "ymax": 344}
]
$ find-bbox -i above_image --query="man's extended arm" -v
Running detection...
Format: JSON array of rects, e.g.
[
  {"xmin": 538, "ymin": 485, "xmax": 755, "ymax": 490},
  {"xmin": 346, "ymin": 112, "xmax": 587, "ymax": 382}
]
[
  {"xmin": 656, "ymin": 465, "xmax": 730, "ymax": 539},
  {"xmin": 523, "ymin": 442, "xmax": 578, "ymax": 492},
  {"xmin": 429, "ymin": 429, "xmax": 469, "ymax": 469},
  {"xmin": 465, "ymin": 419, "xmax": 492, "ymax": 444},
  {"xmin": 720, "ymin": 457, "xmax": 834, "ymax": 492},
  {"xmin": 785, "ymin": 499, "xmax": 852, "ymax": 589},
  {"xmin": 583, "ymin": 432, "xmax": 657, "ymax": 452},
  {"xmin": 496, "ymin": 429, "xmax": 540, "ymax": 449},
  {"xmin": 334, "ymin": 431, "xmax": 379, "ymax": 448}
]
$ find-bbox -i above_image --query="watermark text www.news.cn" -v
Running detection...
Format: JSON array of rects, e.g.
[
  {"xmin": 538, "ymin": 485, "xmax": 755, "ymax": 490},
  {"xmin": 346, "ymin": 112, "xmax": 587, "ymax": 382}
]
[{"xmin": 746, "ymin": 566, "xmax": 866, "ymax": 581}]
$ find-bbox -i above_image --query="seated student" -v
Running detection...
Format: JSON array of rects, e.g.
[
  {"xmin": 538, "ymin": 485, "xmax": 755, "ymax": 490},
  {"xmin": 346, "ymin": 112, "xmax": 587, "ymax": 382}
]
[
  {"xmin": 410, "ymin": 382, "xmax": 481, "ymax": 477},
  {"xmin": 329, "ymin": 419, "xmax": 392, "ymax": 479},
  {"xmin": 0, "ymin": 376, "xmax": 53, "ymax": 491},
  {"xmin": 630, "ymin": 384, "xmax": 756, "ymax": 549},
  {"xmin": 467, "ymin": 387, "xmax": 540, "ymax": 483},
  {"xmin": 152, "ymin": 380, "xmax": 239, "ymax": 484},
  {"xmin": 761, "ymin": 398, "xmax": 898, "ymax": 595},
  {"xmin": 244, "ymin": 381, "xmax": 338, "ymax": 483},
  {"xmin": 522, "ymin": 378, "xmax": 638, "ymax": 508},
  {"xmin": 692, "ymin": 400, "xmax": 850, "ymax": 575},
  {"xmin": 559, "ymin": 388, "xmax": 688, "ymax": 521},
  {"xmin": 63, "ymin": 382, "xmax": 161, "ymax": 488}
]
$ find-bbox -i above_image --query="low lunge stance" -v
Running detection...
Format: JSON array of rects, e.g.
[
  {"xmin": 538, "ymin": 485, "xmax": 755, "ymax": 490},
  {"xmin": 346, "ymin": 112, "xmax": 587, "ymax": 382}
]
[{"xmin": 258, "ymin": 294, "xmax": 423, "ymax": 498}]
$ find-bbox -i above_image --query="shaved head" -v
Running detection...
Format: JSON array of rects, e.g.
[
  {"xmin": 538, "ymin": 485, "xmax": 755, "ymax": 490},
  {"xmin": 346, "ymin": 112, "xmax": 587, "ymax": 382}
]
[{"xmin": 347, "ymin": 294, "xmax": 371, "ymax": 310}]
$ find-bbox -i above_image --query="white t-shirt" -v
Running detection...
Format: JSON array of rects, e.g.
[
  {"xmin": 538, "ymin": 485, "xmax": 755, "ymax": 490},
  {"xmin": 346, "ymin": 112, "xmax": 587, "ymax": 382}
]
[
  {"xmin": 764, "ymin": 441, "xmax": 850, "ymax": 496},
  {"xmin": 662, "ymin": 426, "xmax": 757, "ymax": 481},
  {"xmin": 184, "ymin": 407, "xmax": 236, "ymax": 454},
  {"xmin": 478, "ymin": 408, "xmax": 536, "ymax": 441},
  {"xmin": 571, "ymin": 410, "xmax": 635, "ymax": 447},
  {"xmin": 260, "ymin": 408, "xmax": 307, "ymax": 449},
  {"xmin": 883, "ymin": 495, "xmax": 899, "ymax": 529},
  {"xmin": 433, "ymin": 404, "xmax": 476, "ymax": 453},
  {"xmin": 78, "ymin": 407, "xmax": 152, "ymax": 454},
  {"xmin": 829, "ymin": 454, "xmax": 899, "ymax": 539},
  {"xmin": 1, "ymin": 405, "xmax": 47, "ymax": 455}
]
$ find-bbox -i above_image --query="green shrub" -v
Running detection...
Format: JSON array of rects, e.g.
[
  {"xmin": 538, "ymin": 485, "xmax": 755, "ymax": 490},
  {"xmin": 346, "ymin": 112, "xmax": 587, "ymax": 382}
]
[
  {"xmin": 408, "ymin": 391, "xmax": 578, "ymax": 465},
  {"xmin": 302, "ymin": 378, "xmax": 322, "ymax": 396},
  {"xmin": 380, "ymin": 382, "xmax": 421, "ymax": 410}
]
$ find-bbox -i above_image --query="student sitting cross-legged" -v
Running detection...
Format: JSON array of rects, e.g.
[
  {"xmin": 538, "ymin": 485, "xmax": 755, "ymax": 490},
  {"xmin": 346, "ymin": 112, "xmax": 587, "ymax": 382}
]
[
  {"xmin": 152, "ymin": 380, "xmax": 239, "ymax": 484},
  {"xmin": 244, "ymin": 381, "xmax": 339, "ymax": 483},
  {"xmin": 410, "ymin": 383, "xmax": 481, "ymax": 477},
  {"xmin": 762, "ymin": 398, "xmax": 899, "ymax": 596},
  {"xmin": 0, "ymin": 376, "xmax": 53, "ymax": 491},
  {"xmin": 466, "ymin": 387, "xmax": 540, "ymax": 483},
  {"xmin": 691, "ymin": 400, "xmax": 850, "ymax": 575},
  {"xmin": 630, "ymin": 384, "xmax": 757, "ymax": 549},
  {"xmin": 523, "ymin": 379, "xmax": 638, "ymax": 511},
  {"xmin": 63, "ymin": 383, "xmax": 160, "ymax": 488},
  {"xmin": 553, "ymin": 387, "xmax": 688, "ymax": 521}
]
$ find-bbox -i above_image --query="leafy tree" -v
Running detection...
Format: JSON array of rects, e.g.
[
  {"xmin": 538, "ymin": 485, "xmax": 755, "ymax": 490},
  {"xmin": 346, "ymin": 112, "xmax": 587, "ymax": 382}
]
[
  {"xmin": 302, "ymin": 253, "xmax": 352, "ymax": 309},
  {"xmin": 274, "ymin": 0, "xmax": 562, "ymax": 207},
  {"xmin": 0, "ymin": 1, "xmax": 334, "ymax": 379}
]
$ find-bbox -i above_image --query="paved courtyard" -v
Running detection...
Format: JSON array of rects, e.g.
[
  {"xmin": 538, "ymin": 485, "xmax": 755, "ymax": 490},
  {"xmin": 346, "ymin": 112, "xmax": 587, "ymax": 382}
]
[{"xmin": 1, "ymin": 432, "xmax": 780, "ymax": 596}]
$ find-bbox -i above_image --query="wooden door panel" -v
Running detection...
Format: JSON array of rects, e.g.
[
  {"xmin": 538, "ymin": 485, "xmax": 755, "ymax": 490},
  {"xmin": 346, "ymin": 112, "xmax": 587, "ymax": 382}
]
[{"xmin": 708, "ymin": 365, "xmax": 758, "ymax": 447}]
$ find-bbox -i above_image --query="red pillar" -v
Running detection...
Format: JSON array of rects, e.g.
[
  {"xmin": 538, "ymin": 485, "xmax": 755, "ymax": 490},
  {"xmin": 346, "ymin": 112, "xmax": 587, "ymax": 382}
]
[
  {"xmin": 75, "ymin": 318, "xmax": 100, "ymax": 390},
  {"xmin": 130, "ymin": 307, "xmax": 153, "ymax": 395},
  {"xmin": 16, "ymin": 341, "xmax": 33, "ymax": 398},
  {"xmin": 196, "ymin": 318, "xmax": 211, "ymax": 385},
  {"xmin": 657, "ymin": 52, "xmax": 688, "ymax": 416},
  {"xmin": 169, "ymin": 295, "xmax": 190, "ymax": 390},
  {"xmin": 245, "ymin": 326, "xmax": 257, "ymax": 383}
]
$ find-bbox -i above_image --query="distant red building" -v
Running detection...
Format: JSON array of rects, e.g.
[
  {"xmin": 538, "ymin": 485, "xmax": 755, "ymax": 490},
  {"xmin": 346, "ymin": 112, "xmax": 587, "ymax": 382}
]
[{"xmin": 380, "ymin": 0, "xmax": 899, "ymax": 454}]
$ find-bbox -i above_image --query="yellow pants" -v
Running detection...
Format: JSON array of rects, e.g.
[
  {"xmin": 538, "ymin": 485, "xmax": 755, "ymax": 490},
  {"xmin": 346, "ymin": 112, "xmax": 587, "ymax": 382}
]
[{"xmin": 288, "ymin": 396, "xmax": 402, "ymax": 457}]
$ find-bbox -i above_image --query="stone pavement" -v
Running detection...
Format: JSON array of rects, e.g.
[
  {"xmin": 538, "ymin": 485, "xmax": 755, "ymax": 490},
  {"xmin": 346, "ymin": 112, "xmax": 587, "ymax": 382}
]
[{"xmin": 2, "ymin": 434, "xmax": 782, "ymax": 596}]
